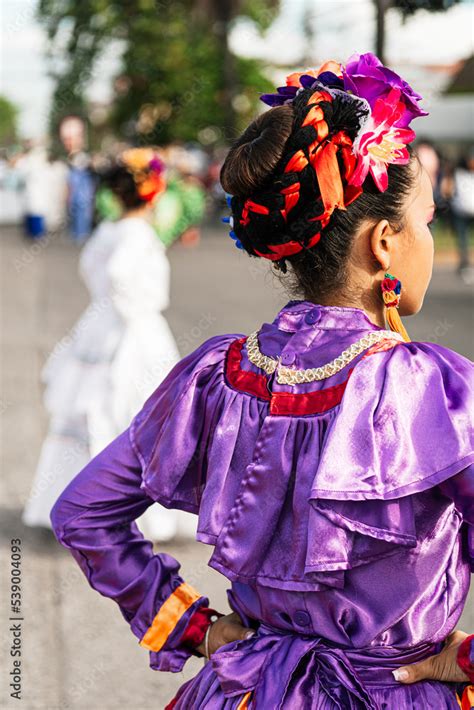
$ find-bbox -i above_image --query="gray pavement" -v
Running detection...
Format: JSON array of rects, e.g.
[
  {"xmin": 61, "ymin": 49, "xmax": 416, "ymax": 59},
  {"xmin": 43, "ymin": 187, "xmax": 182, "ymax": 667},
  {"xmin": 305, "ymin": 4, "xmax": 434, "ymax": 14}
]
[{"xmin": 0, "ymin": 224, "xmax": 473, "ymax": 709}]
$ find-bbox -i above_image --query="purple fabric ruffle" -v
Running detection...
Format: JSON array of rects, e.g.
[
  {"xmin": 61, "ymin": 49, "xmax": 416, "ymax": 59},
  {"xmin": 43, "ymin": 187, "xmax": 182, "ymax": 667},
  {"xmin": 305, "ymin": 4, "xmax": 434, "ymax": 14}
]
[{"xmin": 131, "ymin": 317, "xmax": 473, "ymax": 594}]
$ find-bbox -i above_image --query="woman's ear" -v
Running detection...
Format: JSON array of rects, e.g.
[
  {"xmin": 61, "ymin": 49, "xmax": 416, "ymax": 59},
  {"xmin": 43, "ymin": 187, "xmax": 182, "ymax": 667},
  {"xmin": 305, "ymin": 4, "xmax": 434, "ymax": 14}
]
[{"xmin": 369, "ymin": 219, "xmax": 395, "ymax": 272}]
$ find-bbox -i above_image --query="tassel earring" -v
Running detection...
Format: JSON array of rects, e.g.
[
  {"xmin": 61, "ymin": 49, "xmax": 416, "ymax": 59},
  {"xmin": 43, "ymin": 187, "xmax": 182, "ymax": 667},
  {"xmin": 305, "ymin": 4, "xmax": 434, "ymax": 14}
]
[{"xmin": 381, "ymin": 273, "xmax": 411, "ymax": 342}]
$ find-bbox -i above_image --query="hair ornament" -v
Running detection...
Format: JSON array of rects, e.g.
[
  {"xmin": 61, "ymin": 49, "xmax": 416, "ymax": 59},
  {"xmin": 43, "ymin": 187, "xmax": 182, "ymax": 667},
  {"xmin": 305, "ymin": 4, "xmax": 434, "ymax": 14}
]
[
  {"xmin": 121, "ymin": 147, "xmax": 166, "ymax": 202},
  {"xmin": 223, "ymin": 53, "xmax": 427, "ymax": 260},
  {"xmin": 261, "ymin": 53, "xmax": 425, "ymax": 195}
]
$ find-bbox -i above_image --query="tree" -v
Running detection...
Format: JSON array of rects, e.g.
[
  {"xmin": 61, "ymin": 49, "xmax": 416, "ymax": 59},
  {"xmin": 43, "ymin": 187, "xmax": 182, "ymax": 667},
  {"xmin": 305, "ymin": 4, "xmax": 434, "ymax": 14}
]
[
  {"xmin": 0, "ymin": 96, "xmax": 18, "ymax": 145},
  {"xmin": 373, "ymin": 0, "xmax": 461, "ymax": 63},
  {"xmin": 37, "ymin": 0, "xmax": 280, "ymax": 146}
]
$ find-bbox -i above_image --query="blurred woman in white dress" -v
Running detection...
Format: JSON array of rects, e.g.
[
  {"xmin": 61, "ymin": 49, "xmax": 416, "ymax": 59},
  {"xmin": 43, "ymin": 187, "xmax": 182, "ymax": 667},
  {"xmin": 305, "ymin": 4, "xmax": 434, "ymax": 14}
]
[{"xmin": 23, "ymin": 148, "xmax": 196, "ymax": 541}]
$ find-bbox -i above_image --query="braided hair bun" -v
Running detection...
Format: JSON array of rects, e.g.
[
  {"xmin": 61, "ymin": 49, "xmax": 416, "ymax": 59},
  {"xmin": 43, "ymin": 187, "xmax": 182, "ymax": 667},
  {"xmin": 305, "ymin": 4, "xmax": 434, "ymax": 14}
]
[
  {"xmin": 220, "ymin": 105, "xmax": 294, "ymax": 197},
  {"xmin": 220, "ymin": 87, "xmax": 368, "ymax": 268}
]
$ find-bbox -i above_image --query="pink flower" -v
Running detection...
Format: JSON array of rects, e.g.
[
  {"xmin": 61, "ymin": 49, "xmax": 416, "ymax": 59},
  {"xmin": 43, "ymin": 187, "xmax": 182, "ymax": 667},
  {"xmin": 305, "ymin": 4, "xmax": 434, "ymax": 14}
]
[{"xmin": 349, "ymin": 89, "xmax": 415, "ymax": 192}]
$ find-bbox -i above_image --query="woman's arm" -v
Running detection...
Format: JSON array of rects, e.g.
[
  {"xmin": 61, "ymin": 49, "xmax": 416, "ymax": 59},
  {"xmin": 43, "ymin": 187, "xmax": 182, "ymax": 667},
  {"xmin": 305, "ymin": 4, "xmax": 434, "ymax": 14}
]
[
  {"xmin": 457, "ymin": 635, "xmax": 474, "ymax": 682},
  {"xmin": 50, "ymin": 428, "xmax": 209, "ymax": 672}
]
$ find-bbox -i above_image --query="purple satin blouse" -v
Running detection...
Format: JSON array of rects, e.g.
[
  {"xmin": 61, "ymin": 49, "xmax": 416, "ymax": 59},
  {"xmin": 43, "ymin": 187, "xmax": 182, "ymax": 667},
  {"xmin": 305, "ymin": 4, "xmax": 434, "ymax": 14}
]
[{"xmin": 51, "ymin": 302, "xmax": 474, "ymax": 709}]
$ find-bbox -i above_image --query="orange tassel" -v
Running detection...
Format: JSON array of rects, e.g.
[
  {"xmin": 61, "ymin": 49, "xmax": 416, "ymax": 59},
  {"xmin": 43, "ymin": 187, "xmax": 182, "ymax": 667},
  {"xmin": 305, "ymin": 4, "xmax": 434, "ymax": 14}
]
[
  {"xmin": 385, "ymin": 305, "xmax": 411, "ymax": 342},
  {"xmin": 381, "ymin": 273, "xmax": 411, "ymax": 342}
]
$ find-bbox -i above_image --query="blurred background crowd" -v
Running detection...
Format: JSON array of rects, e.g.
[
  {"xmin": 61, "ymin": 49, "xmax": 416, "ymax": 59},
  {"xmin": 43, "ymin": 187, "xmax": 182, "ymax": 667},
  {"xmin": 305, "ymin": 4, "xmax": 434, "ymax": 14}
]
[{"xmin": 0, "ymin": 0, "xmax": 473, "ymax": 277}]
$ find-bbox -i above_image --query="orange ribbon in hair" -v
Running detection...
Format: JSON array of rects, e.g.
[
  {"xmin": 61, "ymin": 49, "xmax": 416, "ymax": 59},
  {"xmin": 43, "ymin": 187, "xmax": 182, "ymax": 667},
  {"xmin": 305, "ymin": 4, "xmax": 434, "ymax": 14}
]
[
  {"xmin": 309, "ymin": 130, "xmax": 357, "ymax": 215},
  {"xmin": 239, "ymin": 88, "xmax": 362, "ymax": 262},
  {"xmin": 280, "ymin": 181, "xmax": 301, "ymax": 219}
]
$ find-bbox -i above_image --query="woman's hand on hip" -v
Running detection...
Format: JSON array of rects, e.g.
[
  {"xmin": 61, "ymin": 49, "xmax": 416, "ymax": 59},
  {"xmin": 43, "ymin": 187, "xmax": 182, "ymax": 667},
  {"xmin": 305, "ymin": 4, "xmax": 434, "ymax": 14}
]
[
  {"xmin": 196, "ymin": 612, "xmax": 255, "ymax": 658},
  {"xmin": 393, "ymin": 630, "xmax": 470, "ymax": 684}
]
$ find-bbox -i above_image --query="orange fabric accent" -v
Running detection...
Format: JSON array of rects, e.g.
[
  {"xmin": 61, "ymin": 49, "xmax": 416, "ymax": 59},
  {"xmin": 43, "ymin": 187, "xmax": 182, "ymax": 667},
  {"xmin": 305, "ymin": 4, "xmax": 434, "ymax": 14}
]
[
  {"xmin": 280, "ymin": 182, "xmax": 300, "ymax": 217},
  {"xmin": 311, "ymin": 140, "xmax": 346, "ymax": 214},
  {"xmin": 302, "ymin": 104, "xmax": 324, "ymax": 127},
  {"xmin": 458, "ymin": 685, "xmax": 474, "ymax": 710},
  {"xmin": 317, "ymin": 60, "xmax": 342, "ymax": 77},
  {"xmin": 236, "ymin": 691, "xmax": 253, "ymax": 709},
  {"xmin": 285, "ymin": 150, "xmax": 308, "ymax": 173},
  {"xmin": 316, "ymin": 120, "xmax": 329, "ymax": 142},
  {"xmin": 307, "ymin": 89, "xmax": 332, "ymax": 105},
  {"xmin": 340, "ymin": 143, "xmax": 357, "ymax": 181},
  {"xmin": 286, "ymin": 69, "xmax": 319, "ymax": 87},
  {"xmin": 139, "ymin": 582, "xmax": 202, "ymax": 652}
]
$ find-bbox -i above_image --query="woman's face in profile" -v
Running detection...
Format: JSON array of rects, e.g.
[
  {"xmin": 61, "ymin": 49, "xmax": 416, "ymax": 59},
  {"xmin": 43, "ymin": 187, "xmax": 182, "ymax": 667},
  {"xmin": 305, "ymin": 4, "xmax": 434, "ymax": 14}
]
[{"xmin": 397, "ymin": 164, "xmax": 435, "ymax": 316}]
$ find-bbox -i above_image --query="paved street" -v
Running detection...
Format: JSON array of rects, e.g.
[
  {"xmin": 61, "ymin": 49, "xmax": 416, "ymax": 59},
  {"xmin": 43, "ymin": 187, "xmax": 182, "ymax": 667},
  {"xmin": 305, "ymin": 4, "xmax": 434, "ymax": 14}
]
[{"xmin": 0, "ymin": 224, "xmax": 473, "ymax": 709}]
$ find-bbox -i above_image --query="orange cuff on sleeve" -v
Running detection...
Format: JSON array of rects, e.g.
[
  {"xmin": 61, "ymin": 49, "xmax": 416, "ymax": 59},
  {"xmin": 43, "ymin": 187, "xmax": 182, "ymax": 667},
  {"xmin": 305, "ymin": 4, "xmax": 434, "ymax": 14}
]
[{"xmin": 139, "ymin": 582, "xmax": 202, "ymax": 652}]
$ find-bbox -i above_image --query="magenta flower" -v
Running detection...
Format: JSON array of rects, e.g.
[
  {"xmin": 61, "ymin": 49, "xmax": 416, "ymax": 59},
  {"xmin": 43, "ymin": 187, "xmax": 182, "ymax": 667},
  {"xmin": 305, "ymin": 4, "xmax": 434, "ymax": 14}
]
[
  {"xmin": 349, "ymin": 89, "xmax": 416, "ymax": 192},
  {"xmin": 343, "ymin": 52, "xmax": 427, "ymax": 128}
]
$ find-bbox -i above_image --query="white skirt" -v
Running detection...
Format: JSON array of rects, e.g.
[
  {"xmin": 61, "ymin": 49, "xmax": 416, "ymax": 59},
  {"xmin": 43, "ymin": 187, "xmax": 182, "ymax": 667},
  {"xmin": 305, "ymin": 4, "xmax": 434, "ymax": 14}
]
[{"xmin": 23, "ymin": 308, "xmax": 197, "ymax": 541}]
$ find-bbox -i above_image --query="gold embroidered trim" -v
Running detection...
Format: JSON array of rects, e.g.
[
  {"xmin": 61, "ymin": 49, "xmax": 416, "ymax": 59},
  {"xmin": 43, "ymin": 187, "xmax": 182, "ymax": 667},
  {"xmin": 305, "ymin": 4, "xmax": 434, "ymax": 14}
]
[{"xmin": 246, "ymin": 329, "xmax": 404, "ymax": 385}]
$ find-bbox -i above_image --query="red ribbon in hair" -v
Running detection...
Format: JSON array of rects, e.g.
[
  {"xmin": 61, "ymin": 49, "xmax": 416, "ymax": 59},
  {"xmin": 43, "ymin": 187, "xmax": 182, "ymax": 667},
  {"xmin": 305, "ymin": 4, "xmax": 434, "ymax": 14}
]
[
  {"xmin": 240, "ymin": 199, "xmax": 270, "ymax": 227},
  {"xmin": 239, "ymin": 89, "xmax": 361, "ymax": 262},
  {"xmin": 254, "ymin": 230, "xmax": 321, "ymax": 261},
  {"xmin": 280, "ymin": 182, "xmax": 301, "ymax": 220}
]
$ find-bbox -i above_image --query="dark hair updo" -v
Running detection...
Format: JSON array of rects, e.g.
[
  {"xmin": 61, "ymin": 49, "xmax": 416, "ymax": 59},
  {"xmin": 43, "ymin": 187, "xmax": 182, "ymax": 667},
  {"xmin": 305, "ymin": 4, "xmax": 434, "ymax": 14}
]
[
  {"xmin": 101, "ymin": 166, "xmax": 145, "ymax": 210},
  {"xmin": 220, "ymin": 89, "xmax": 417, "ymax": 302}
]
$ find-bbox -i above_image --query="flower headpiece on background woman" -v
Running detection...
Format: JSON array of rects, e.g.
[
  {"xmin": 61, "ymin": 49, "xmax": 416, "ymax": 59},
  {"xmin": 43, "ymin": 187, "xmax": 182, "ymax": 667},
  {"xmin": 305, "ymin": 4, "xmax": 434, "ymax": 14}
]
[
  {"xmin": 224, "ymin": 53, "xmax": 427, "ymax": 260},
  {"xmin": 121, "ymin": 147, "xmax": 166, "ymax": 202}
]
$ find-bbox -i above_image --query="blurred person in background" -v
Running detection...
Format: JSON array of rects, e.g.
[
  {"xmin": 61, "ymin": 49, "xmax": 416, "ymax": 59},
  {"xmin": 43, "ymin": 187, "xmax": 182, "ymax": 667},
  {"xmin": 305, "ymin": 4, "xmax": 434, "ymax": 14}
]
[
  {"xmin": 58, "ymin": 115, "xmax": 96, "ymax": 242},
  {"xmin": 416, "ymin": 139, "xmax": 440, "ymax": 195},
  {"xmin": 44, "ymin": 151, "xmax": 68, "ymax": 233},
  {"xmin": 204, "ymin": 147, "xmax": 229, "ymax": 220},
  {"xmin": 96, "ymin": 143, "xmax": 206, "ymax": 249},
  {"xmin": 450, "ymin": 150, "xmax": 474, "ymax": 283},
  {"xmin": 14, "ymin": 141, "xmax": 49, "ymax": 239},
  {"xmin": 154, "ymin": 144, "xmax": 207, "ymax": 249},
  {"xmin": 23, "ymin": 147, "xmax": 196, "ymax": 542},
  {"xmin": 67, "ymin": 150, "xmax": 96, "ymax": 242},
  {"xmin": 0, "ymin": 148, "xmax": 24, "ymax": 225}
]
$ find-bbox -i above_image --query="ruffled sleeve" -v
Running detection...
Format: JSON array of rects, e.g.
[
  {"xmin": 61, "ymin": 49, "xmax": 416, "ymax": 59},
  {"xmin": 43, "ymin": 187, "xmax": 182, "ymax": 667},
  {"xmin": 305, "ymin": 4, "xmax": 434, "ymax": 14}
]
[
  {"xmin": 131, "ymin": 333, "xmax": 242, "ymax": 512},
  {"xmin": 312, "ymin": 341, "xmax": 474, "ymax": 501},
  {"xmin": 303, "ymin": 341, "xmax": 474, "ymax": 587}
]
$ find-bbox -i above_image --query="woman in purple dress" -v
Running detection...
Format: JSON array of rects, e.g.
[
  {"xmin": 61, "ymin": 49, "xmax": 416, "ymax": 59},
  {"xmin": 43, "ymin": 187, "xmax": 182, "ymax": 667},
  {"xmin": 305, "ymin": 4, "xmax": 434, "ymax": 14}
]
[{"xmin": 50, "ymin": 54, "xmax": 473, "ymax": 709}]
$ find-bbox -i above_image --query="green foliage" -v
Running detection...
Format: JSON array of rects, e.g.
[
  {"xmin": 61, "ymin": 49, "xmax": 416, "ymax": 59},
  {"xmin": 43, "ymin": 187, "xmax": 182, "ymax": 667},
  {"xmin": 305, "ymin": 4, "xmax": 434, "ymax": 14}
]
[
  {"xmin": 0, "ymin": 96, "xmax": 18, "ymax": 145},
  {"xmin": 37, "ymin": 0, "xmax": 280, "ymax": 146}
]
